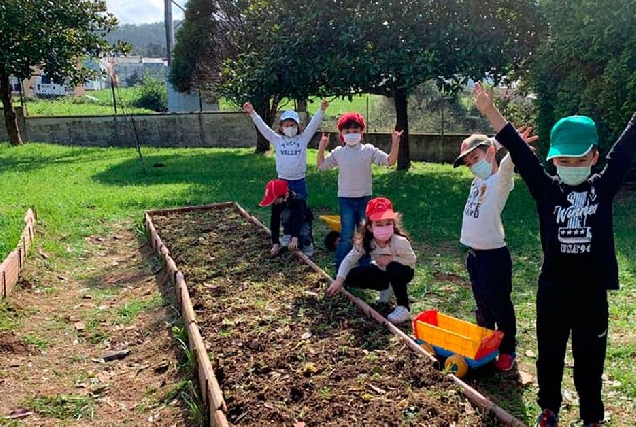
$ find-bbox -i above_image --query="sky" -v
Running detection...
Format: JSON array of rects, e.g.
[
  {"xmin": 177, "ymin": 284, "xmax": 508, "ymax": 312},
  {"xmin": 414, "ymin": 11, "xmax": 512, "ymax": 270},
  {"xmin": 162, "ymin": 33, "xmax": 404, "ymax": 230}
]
[{"xmin": 105, "ymin": 0, "xmax": 185, "ymax": 25}]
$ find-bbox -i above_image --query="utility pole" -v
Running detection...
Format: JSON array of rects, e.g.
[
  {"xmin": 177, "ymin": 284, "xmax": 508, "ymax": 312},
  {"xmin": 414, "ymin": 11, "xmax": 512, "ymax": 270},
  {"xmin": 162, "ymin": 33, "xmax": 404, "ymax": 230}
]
[{"xmin": 164, "ymin": 0, "xmax": 174, "ymax": 66}]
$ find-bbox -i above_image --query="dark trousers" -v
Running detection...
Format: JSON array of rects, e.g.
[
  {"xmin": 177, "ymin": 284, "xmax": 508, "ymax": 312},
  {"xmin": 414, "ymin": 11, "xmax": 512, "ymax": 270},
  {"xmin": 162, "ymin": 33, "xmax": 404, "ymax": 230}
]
[
  {"xmin": 536, "ymin": 285, "xmax": 608, "ymax": 424},
  {"xmin": 466, "ymin": 246, "xmax": 516, "ymax": 354},
  {"xmin": 345, "ymin": 262, "xmax": 414, "ymax": 309}
]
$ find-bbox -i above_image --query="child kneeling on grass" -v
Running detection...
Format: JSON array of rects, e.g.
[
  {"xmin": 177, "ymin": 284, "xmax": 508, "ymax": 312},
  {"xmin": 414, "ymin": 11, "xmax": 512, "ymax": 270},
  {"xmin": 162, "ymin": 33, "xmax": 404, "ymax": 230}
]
[
  {"xmin": 259, "ymin": 178, "xmax": 314, "ymax": 258},
  {"xmin": 326, "ymin": 197, "xmax": 416, "ymax": 324}
]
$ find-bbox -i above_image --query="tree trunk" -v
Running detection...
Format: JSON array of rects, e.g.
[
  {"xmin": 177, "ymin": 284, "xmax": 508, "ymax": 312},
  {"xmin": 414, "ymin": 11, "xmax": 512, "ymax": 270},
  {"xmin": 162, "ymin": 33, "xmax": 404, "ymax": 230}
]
[
  {"xmin": 0, "ymin": 71, "xmax": 23, "ymax": 146},
  {"xmin": 393, "ymin": 88, "xmax": 410, "ymax": 170}
]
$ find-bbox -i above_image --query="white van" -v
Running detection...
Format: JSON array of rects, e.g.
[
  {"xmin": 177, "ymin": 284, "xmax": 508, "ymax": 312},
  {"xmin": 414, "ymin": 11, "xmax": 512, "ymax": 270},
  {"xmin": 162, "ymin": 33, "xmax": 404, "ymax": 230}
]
[{"xmin": 32, "ymin": 74, "xmax": 71, "ymax": 98}]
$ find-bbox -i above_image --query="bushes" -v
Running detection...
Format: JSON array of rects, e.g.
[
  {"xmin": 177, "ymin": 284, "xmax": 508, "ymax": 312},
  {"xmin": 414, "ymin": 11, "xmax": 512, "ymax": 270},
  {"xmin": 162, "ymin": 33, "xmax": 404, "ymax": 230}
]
[{"xmin": 132, "ymin": 75, "xmax": 167, "ymax": 112}]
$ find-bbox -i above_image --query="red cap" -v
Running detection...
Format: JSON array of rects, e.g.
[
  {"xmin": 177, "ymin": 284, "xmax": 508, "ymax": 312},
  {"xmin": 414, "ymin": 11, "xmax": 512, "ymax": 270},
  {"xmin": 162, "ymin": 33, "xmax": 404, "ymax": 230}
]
[
  {"xmin": 365, "ymin": 197, "xmax": 397, "ymax": 221},
  {"xmin": 337, "ymin": 112, "xmax": 366, "ymax": 131},
  {"xmin": 259, "ymin": 179, "xmax": 288, "ymax": 207},
  {"xmin": 337, "ymin": 112, "xmax": 366, "ymax": 143}
]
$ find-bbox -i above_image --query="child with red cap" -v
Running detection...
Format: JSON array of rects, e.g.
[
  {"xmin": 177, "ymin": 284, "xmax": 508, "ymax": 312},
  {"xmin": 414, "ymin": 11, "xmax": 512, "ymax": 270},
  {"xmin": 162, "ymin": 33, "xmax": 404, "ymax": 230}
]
[
  {"xmin": 316, "ymin": 111, "xmax": 402, "ymax": 271},
  {"xmin": 244, "ymin": 100, "xmax": 329, "ymax": 200},
  {"xmin": 259, "ymin": 178, "xmax": 314, "ymax": 258},
  {"xmin": 326, "ymin": 197, "xmax": 416, "ymax": 324}
]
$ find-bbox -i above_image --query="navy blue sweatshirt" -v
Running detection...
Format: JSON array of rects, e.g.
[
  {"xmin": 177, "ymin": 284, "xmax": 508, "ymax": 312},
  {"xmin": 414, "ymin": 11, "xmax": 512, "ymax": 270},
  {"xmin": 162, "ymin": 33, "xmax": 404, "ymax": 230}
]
[
  {"xmin": 269, "ymin": 191, "xmax": 313, "ymax": 244},
  {"xmin": 495, "ymin": 114, "xmax": 636, "ymax": 289}
]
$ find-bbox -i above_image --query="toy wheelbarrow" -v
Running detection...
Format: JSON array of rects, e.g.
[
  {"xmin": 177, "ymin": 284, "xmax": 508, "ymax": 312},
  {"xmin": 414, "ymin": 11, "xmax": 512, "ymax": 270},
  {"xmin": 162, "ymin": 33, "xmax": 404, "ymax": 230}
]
[
  {"xmin": 318, "ymin": 215, "xmax": 341, "ymax": 251},
  {"xmin": 413, "ymin": 309, "xmax": 503, "ymax": 378}
]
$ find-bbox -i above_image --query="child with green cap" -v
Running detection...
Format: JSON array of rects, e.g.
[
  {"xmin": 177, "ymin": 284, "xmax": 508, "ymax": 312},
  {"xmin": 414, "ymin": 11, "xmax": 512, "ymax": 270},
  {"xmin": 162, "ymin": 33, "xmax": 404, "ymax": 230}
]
[{"xmin": 473, "ymin": 82, "xmax": 636, "ymax": 427}]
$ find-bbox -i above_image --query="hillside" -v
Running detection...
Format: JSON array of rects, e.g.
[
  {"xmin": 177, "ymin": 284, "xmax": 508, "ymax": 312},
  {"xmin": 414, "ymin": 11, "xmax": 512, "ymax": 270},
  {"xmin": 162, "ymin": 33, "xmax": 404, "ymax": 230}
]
[{"xmin": 105, "ymin": 21, "xmax": 181, "ymax": 57}]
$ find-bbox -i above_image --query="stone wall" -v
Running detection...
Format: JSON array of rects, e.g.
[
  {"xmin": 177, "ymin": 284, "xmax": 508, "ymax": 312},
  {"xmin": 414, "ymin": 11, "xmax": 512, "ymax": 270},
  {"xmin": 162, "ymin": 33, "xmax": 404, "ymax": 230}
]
[{"xmin": 0, "ymin": 109, "xmax": 467, "ymax": 163}]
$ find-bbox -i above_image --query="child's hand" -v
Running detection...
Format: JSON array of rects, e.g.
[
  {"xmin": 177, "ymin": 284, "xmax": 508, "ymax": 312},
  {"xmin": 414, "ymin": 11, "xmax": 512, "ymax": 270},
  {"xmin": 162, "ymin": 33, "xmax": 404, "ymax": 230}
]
[
  {"xmin": 517, "ymin": 125, "xmax": 539, "ymax": 152},
  {"xmin": 288, "ymin": 237, "xmax": 298, "ymax": 250},
  {"xmin": 243, "ymin": 102, "xmax": 254, "ymax": 114},
  {"xmin": 391, "ymin": 128, "xmax": 404, "ymax": 144},
  {"xmin": 320, "ymin": 99, "xmax": 329, "ymax": 111},
  {"xmin": 270, "ymin": 244, "xmax": 280, "ymax": 256},
  {"xmin": 473, "ymin": 82, "xmax": 495, "ymax": 115},
  {"xmin": 319, "ymin": 133, "xmax": 330, "ymax": 149},
  {"xmin": 375, "ymin": 254, "xmax": 394, "ymax": 268},
  {"xmin": 326, "ymin": 277, "xmax": 344, "ymax": 297}
]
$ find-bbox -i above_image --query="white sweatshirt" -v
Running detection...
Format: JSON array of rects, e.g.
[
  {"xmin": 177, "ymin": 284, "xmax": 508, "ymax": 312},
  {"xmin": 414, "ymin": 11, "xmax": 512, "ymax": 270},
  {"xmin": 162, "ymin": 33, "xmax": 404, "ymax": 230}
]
[
  {"xmin": 249, "ymin": 109, "xmax": 325, "ymax": 180},
  {"xmin": 317, "ymin": 143, "xmax": 389, "ymax": 197},
  {"xmin": 337, "ymin": 234, "xmax": 416, "ymax": 279},
  {"xmin": 460, "ymin": 150, "xmax": 515, "ymax": 250}
]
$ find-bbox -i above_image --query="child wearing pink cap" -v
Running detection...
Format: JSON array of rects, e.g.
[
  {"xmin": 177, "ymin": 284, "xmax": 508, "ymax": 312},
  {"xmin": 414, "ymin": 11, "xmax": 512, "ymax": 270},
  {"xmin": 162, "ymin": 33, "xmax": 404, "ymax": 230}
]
[{"xmin": 326, "ymin": 197, "xmax": 416, "ymax": 324}]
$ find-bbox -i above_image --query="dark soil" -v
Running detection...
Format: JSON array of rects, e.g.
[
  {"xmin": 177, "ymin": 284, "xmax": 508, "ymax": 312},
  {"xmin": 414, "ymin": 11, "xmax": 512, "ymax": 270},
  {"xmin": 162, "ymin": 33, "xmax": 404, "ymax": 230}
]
[
  {"xmin": 150, "ymin": 206, "xmax": 502, "ymax": 426},
  {"xmin": 0, "ymin": 331, "xmax": 30, "ymax": 354}
]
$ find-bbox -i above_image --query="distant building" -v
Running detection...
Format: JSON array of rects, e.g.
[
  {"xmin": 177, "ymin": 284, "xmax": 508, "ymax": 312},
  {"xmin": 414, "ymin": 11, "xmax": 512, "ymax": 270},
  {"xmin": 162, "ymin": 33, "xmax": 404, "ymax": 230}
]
[{"xmin": 106, "ymin": 56, "xmax": 168, "ymax": 87}]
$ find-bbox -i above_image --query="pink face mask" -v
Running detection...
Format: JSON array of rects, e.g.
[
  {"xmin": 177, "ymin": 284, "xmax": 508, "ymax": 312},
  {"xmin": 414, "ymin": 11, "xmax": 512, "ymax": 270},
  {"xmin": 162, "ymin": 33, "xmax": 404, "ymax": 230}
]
[{"xmin": 372, "ymin": 225, "xmax": 394, "ymax": 241}]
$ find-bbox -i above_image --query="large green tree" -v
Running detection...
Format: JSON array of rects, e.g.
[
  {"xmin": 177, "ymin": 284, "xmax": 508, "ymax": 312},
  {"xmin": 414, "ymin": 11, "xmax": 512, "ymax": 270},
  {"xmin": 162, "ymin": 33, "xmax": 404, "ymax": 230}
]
[
  {"xmin": 169, "ymin": 0, "xmax": 246, "ymax": 96},
  {"xmin": 530, "ymin": 0, "xmax": 636, "ymax": 158},
  {"xmin": 326, "ymin": 0, "xmax": 541, "ymax": 169},
  {"xmin": 0, "ymin": 0, "xmax": 118, "ymax": 145}
]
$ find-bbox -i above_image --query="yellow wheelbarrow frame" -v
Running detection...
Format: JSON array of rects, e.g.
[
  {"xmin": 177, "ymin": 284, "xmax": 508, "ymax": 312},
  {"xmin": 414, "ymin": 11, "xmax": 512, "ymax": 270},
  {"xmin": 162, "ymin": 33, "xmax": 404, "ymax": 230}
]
[{"xmin": 318, "ymin": 215, "xmax": 341, "ymax": 251}]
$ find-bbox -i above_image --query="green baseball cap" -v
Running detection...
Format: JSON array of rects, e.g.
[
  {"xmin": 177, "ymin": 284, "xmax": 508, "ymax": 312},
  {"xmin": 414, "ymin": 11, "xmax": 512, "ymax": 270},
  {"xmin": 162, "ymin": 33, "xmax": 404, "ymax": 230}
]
[{"xmin": 546, "ymin": 115, "xmax": 598, "ymax": 160}]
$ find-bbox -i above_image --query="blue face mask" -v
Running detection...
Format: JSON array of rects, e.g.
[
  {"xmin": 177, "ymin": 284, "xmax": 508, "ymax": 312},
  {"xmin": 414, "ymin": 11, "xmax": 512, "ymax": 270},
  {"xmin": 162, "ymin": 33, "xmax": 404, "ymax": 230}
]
[
  {"xmin": 470, "ymin": 158, "xmax": 492, "ymax": 179},
  {"xmin": 556, "ymin": 165, "xmax": 591, "ymax": 186}
]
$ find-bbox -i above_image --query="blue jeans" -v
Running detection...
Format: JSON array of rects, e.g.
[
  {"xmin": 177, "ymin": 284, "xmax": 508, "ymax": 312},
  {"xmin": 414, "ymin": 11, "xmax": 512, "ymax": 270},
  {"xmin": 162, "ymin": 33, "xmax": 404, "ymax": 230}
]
[
  {"xmin": 335, "ymin": 196, "xmax": 371, "ymax": 270},
  {"xmin": 283, "ymin": 178, "xmax": 307, "ymax": 200}
]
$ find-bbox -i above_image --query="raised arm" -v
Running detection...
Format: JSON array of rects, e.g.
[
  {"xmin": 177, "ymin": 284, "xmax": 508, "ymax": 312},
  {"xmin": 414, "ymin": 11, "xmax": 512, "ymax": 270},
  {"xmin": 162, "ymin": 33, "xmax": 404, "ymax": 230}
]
[
  {"xmin": 474, "ymin": 83, "xmax": 550, "ymax": 199},
  {"xmin": 317, "ymin": 132, "xmax": 339, "ymax": 170},
  {"xmin": 243, "ymin": 101, "xmax": 281, "ymax": 144},
  {"xmin": 301, "ymin": 99, "xmax": 329, "ymax": 146},
  {"xmin": 387, "ymin": 128, "xmax": 403, "ymax": 166},
  {"xmin": 598, "ymin": 113, "xmax": 636, "ymax": 196}
]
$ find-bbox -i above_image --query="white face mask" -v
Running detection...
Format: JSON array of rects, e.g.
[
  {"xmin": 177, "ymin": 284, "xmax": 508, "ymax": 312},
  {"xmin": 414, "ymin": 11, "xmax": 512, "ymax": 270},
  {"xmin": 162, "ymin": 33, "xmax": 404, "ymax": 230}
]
[
  {"xmin": 470, "ymin": 158, "xmax": 492, "ymax": 180},
  {"xmin": 343, "ymin": 133, "xmax": 362, "ymax": 146},
  {"xmin": 282, "ymin": 126, "xmax": 298, "ymax": 137},
  {"xmin": 556, "ymin": 165, "xmax": 591, "ymax": 186}
]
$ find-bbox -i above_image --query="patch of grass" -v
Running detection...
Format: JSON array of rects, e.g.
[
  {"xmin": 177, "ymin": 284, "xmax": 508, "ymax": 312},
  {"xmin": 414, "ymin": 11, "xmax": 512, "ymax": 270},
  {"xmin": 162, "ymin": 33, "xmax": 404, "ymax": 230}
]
[
  {"xmin": 0, "ymin": 301, "xmax": 23, "ymax": 331},
  {"xmin": 117, "ymin": 295, "xmax": 164, "ymax": 323},
  {"xmin": 24, "ymin": 335, "xmax": 47, "ymax": 350},
  {"xmin": 26, "ymin": 394, "xmax": 95, "ymax": 420},
  {"xmin": 22, "ymin": 88, "xmax": 153, "ymax": 117}
]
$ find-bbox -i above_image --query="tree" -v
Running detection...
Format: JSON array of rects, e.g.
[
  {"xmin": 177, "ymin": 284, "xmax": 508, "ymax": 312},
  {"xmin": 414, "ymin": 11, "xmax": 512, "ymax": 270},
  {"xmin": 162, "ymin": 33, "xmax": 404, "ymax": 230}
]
[
  {"xmin": 169, "ymin": 0, "xmax": 244, "ymax": 96},
  {"xmin": 322, "ymin": 0, "xmax": 541, "ymax": 169},
  {"xmin": 529, "ymin": 0, "xmax": 636, "ymax": 159},
  {"xmin": 0, "ymin": 0, "xmax": 118, "ymax": 145},
  {"xmin": 216, "ymin": 0, "xmax": 343, "ymax": 153},
  {"xmin": 220, "ymin": 0, "xmax": 541, "ymax": 162}
]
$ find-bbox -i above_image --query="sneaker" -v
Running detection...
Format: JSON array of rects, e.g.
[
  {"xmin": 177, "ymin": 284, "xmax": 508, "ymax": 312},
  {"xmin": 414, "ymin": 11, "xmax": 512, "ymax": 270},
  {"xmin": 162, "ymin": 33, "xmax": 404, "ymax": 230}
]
[
  {"xmin": 535, "ymin": 409, "xmax": 559, "ymax": 427},
  {"xmin": 387, "ymin": 305, "xmax": 410, "ymax": 324},
  {"xmin": 376, "ymin": 286, "xmax": 393, "ymax": 304},
  {"xmin": 494, "ymin": 353, "xmax": 516, "ymax": 371}
]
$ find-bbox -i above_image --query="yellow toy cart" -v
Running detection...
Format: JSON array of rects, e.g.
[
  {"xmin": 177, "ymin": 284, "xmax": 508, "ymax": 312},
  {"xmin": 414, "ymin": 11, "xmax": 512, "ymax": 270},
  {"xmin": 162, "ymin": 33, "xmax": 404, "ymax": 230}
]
[
  {"xmin": 413, "ymin": 309, "xmax": 504, "ymax": 378},
  {"xmin": 318, "ymin": 215, "xmax": 341, "ymax": 251}
]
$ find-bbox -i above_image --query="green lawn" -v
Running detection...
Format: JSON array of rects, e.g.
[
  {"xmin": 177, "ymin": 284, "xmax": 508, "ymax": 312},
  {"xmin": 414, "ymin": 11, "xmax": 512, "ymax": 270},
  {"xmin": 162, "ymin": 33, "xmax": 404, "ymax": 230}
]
[
  {"xmin": 19, "ymin": 87, "xmax": 154, "ymax": 116},
  {"xmin": 22, "ymin": 89, "xmax": 381, "ymax": 118},
  {"xmin": 0, "ymin": 143, "xmax": 634, "ymax": 425}
]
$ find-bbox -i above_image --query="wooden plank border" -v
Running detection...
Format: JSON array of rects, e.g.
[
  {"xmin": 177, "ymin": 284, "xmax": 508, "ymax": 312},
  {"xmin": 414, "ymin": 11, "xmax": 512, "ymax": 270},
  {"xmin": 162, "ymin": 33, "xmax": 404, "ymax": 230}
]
[
  {"xmin": 1, "ymin": 208, "xmax": 37, "ymax": 299},
  {"xmin": 146, "ymin": 202, "xmax": 525, "ymax": 427},
  {"xmin": 145, "ymin": 209, "xmax": 229, "ymax": 427}
]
